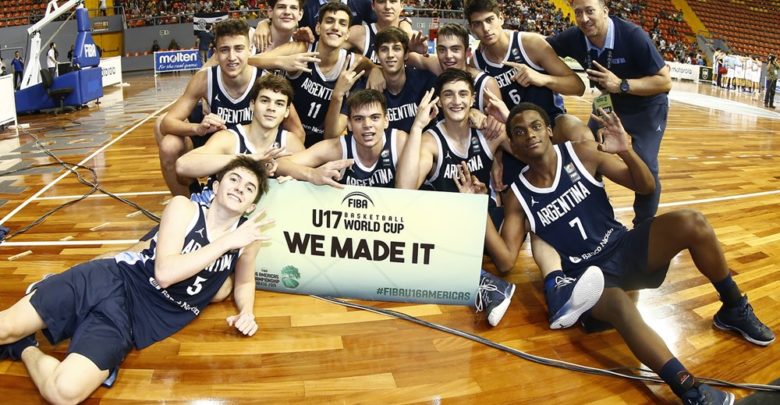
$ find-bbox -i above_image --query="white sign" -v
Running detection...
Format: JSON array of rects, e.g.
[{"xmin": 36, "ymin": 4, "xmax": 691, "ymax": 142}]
[
  {"xmin": 254, "ymin": 181, "xmax": 488, "ymax": 305},
  {"xmin": 99, "ymin": 56, "xmax": 123, "ymax": 87},
  {"xmin": 667, "ymin": 61, "xmax": 700, "ymax": 82},
  {"xmin": 0, "ymin": 75, "xmax": 17, "ymax": 128}
]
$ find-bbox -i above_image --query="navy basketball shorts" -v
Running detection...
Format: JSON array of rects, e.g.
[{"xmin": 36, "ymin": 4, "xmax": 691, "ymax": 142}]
[
  {"xmin": 597, "ymin": 218, "xmax": 669, "ymax": 290},
  {"xmin": 28, "ymin": 259, "xmax": 133, "ymax": 372}
]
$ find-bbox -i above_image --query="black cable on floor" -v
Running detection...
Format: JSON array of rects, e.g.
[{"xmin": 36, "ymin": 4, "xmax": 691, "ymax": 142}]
[{"xmin": 311, "ymin": 295, "xmax": 780, "ymax": 393}]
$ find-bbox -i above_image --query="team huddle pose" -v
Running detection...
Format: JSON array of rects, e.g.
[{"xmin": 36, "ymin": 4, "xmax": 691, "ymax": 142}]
[{"xmin": 0, "ymin": 0, "xmax": 774, "ymax": 403}]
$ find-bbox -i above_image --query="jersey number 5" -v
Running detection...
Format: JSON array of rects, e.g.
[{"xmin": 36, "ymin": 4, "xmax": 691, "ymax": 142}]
[{"xmin": 187, "ymin": 276, "xmax": 207, "ymax": 295}]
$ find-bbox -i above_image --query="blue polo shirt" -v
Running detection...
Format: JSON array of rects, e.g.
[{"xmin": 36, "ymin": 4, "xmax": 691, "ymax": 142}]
[
  {"xmin": 547, "ymin": 16, "xmax": 667, "ymax": 113},
  {"xmin": 12, "ymin": 57, "xmax": 24, "ymax": 72}
]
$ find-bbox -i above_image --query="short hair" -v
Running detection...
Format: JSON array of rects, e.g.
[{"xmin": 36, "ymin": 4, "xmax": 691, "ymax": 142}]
[
  {"xmin": 434, "ymin": 68, "xmax": 474, "ymax": 97},
  {"xmin": 346, "ymin": 89, "xmax": 387, "ymax": 117},
  {"xmin": 268, "ymin": 0, "xmax": 305, "ymax": 8},
  {"xmin": 249, "ymin": 74, "xmax": 294, "ymax": 106},
  {"xmin": 438, "ymin": 23, "xmax": 470, "ymax": 48},
  {"xmin": 318, "ymin": 1, "xmax": 352, "ymax": 25},
  {"xmin": 464, "ymin": 0, "xmax": 501, "ymax": 23},
  {"xmin": 506, "ymin": 102, "xmax": 551, "ymax": 135},
  {"xmin": 215, "ymin": 155, "xmax": 269, "ymax": 203},
  {"xmin": 375, "ymin": 26, "xmax": 409, "ymax": 54},
  {"xmin": 213, "ymin": 19, "xmax": 250, "ymax": 45}
]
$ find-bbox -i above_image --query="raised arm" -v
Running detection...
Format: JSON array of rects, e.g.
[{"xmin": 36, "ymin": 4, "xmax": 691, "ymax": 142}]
[
  {"xmin": 516, "ymin": 32, "xmax": 585, "ymax": 96},
  {"xmin": 154, "ymin": 198, "xmax": 271, "ymax": 288},
  {"xmin": 454, "ymin": 163, "xmax": 528, "ymax": 274},
  {"xmin": 396, "ymin": 89, "xmax": 439, "ymax": 189},
  {"xmin": 176, "ymin": 129, "xmax": 238, "ymax": 177},
  {"xmin": 160, "ymin": 70, "xmax": 225, "ymax": 137},
  {"xmin": 275, "ymin": 138, "xmax": 352, "ymax": 187},
  {"xmin": 577, "ymin": 110, "xmax": 655, "ymax": 194},
  {"xmin": 324, "ymin": 63, "xmax": 365, "ymax": 139}
]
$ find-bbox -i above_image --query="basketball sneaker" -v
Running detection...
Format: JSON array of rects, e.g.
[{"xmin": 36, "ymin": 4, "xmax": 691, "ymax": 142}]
[
  {"xmin": 475, "ymin": 270, "xmax": 516, "ymax": 327},
  {"xmin": 713, "ymin": 295, "xmax": 775, "ymax": 346},
  {"xmin": 546, "ymin": 266, "xmax": 604, "ymax": 329},
  {"xmin": 682, "ymin": 383, "xmax": 734, "ymax": 405},
  {"xmin": 0, "ymin": 334, "xmax": 38, "ymax": 361}
]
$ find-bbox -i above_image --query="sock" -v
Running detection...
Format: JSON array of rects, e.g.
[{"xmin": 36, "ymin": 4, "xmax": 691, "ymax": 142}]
[
  {"xmin": 713, "ymin": 274, "xmax": 742, "ymax": 307},
  {"xmin": 659, "ymin": 357, "xmax": 696, "ymax": 398},
  {"xmin": 543, "ymin": 270, "xmax": 565, "ymax": 294}
]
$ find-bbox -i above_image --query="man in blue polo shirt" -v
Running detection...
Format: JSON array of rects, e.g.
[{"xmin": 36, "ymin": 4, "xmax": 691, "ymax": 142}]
[
  {"xmin": 547, "ymin": 0, "xmax": 671, "ymax": 226},
  {"xmin": 12, "ymin": 51, "xmax": 25, "ymax": 90}
]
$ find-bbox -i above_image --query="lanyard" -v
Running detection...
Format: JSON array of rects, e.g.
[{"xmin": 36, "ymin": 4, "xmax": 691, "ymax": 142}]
[{"xmin": 586, "ymin": 48, "xmax": 612, "ymax": 70}]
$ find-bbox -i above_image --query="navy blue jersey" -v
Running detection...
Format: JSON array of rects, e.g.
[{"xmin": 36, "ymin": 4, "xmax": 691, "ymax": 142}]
[
  {"xmin": 207, "ymin": 65, "xmax": 260, "ymax": 125},
  {"xmin": 362, "ymin": 22, "xmax": 380, "ymax": 63},
  {"xmin": 547, "ymin": 17, "xmax": 667, "ymax": 113},
  {"xmin": 361, "ymin": 17, "xmax": 412, "ymax": 63},
  {"xmin": 116, "ymin": 203, "xmax": 245, "ymax": 348},
  {"xmin": 473, "ymin": 30, "xmax": 565, "ymax": 120},
  {"xmin": 339, "ymin": 128, "xmax": 399, "ymax": 187},
  {"xmin": 288, "ymin": 42, "xmax": 355, "ymax": 148},
  {"xmin": 472, "ymin": 71, "xmax": 490, "ymax": 113},
  {"xmin": 345, "ymin": 66, "xmax": 436, "ymax": 133},
  {"xmin": 425, "ymin": 121, "xmax": 493, "ymax": 192},
  {"xmin": 510, "ymin": 142, "xmax": 627, "ymax": 271}
]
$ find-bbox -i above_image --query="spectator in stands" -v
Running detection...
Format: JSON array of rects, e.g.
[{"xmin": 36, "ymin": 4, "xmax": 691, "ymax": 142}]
[
  {"xmin": 100, "ymin": 0, "xmax": 108, "ymax": 16},
  {"xmin": 765, "ymin": 54, "xmax": 778, "ymax": 109},
  {"xmin": 12, "ymin": 51, "xmax": 24, "ymax": 90},
  {"xmin": 168, "ymin": 38, "xmax": 181, "ymax": 50},
  {"xmin": 67, "ymin": 45, "xmax": 75, "ymax": 62},
  {"xmin": 151, "ymin": 40, "xmax": 161, "ymax": 53},
  {"xmin": 547, "ymin": 0, "xmax": 671, "ymax": 227}
]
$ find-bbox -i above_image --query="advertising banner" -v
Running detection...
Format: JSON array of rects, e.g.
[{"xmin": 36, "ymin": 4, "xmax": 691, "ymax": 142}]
[
  {"xmin": 99, "ymin": 56, "xmax": 123, "ymax": 87},
  {"xmin": 154, "ymin": 50, "xmax": 202, "ymax": 74},
  {"xmin": 254, "ymin": 181, "xmax": 488, "ymax": 306}
]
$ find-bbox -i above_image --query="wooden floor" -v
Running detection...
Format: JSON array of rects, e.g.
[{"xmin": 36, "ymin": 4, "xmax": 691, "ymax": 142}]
[{"xmin": 1, "ymin": 73, "xmax": 779, "ymax": 404}]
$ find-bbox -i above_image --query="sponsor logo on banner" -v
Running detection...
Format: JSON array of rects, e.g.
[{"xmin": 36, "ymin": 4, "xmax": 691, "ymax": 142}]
[
  {"xmin": 154, "ymin": 50, "xmax": 202, "ymax": 73},
  {"xmin": 99, "ymin": 56, "xmax": 123, "ymax": 87},
  {"xmin": 253, "ymin": 182, "xmax": 487, "ymax": 305}
]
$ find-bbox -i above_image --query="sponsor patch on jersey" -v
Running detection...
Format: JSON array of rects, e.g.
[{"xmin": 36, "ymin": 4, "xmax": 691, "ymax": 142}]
[
  {"xmin": 470, "ymin": 136, "xmax": 481, "ymax": 153},
  {"xmin": 564, "ymin": 163, "xmax": 581, "ymax": 183}
]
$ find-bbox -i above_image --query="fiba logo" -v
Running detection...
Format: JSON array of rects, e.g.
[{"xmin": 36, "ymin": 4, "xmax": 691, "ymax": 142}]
[
  {"xmin": 84, "ymin": 43, "xmax": 98, "ymax": 58},
  {"xmin": 341, "ymin": 191, "xmax": 374, "ymax": 209}
]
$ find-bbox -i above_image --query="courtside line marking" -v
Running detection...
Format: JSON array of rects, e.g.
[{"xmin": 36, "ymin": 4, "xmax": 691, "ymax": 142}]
[
  {"xmin": 614, "ymin": 189, "xmax": 780, "ymax": 213},
  {"xmin": 0, "ymin": 100, "xmax": 176, "ymax": 226},
  {"xmin": 35, "ymin": 190, "xmax": 170, "ymax": 201},
  {"xmin": 7, "ymin": 189, "xmax": 780, "ymax": 247}
]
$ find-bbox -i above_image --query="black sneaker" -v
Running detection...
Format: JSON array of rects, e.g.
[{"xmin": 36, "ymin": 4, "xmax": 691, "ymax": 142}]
[
  {"xmin": 0, "ymin": 334, "xmax": 38, "ymax": 360},
  {"xmin": 682, "ymin": 383, "xmax": 734, "ymax": 405},
  {"xmin": 545, "ymin": 266, "xmax": 604, "ymax": 329},
  {"xmin": 475, "ymin": 270, "xmax": 515, "ymax": 327},
  {"xmin": 713, "ymin": 295, "xmax": 775, "ymax": 346}
]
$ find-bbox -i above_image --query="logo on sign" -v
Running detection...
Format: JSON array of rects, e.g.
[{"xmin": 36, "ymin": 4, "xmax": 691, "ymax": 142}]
[
  {"xmin": 342, "ymin": 191, "xmax": 375, "ymax": 209},
  {"xmin": 84, "ymin": 43, "xmax": 98, "ymax": 58}
]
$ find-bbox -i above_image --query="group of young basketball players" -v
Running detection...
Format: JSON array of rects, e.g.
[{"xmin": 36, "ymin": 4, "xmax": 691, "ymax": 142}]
[{"xmin": 1, "ymin": 0, "xmax": 774, "ymax": 403}]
